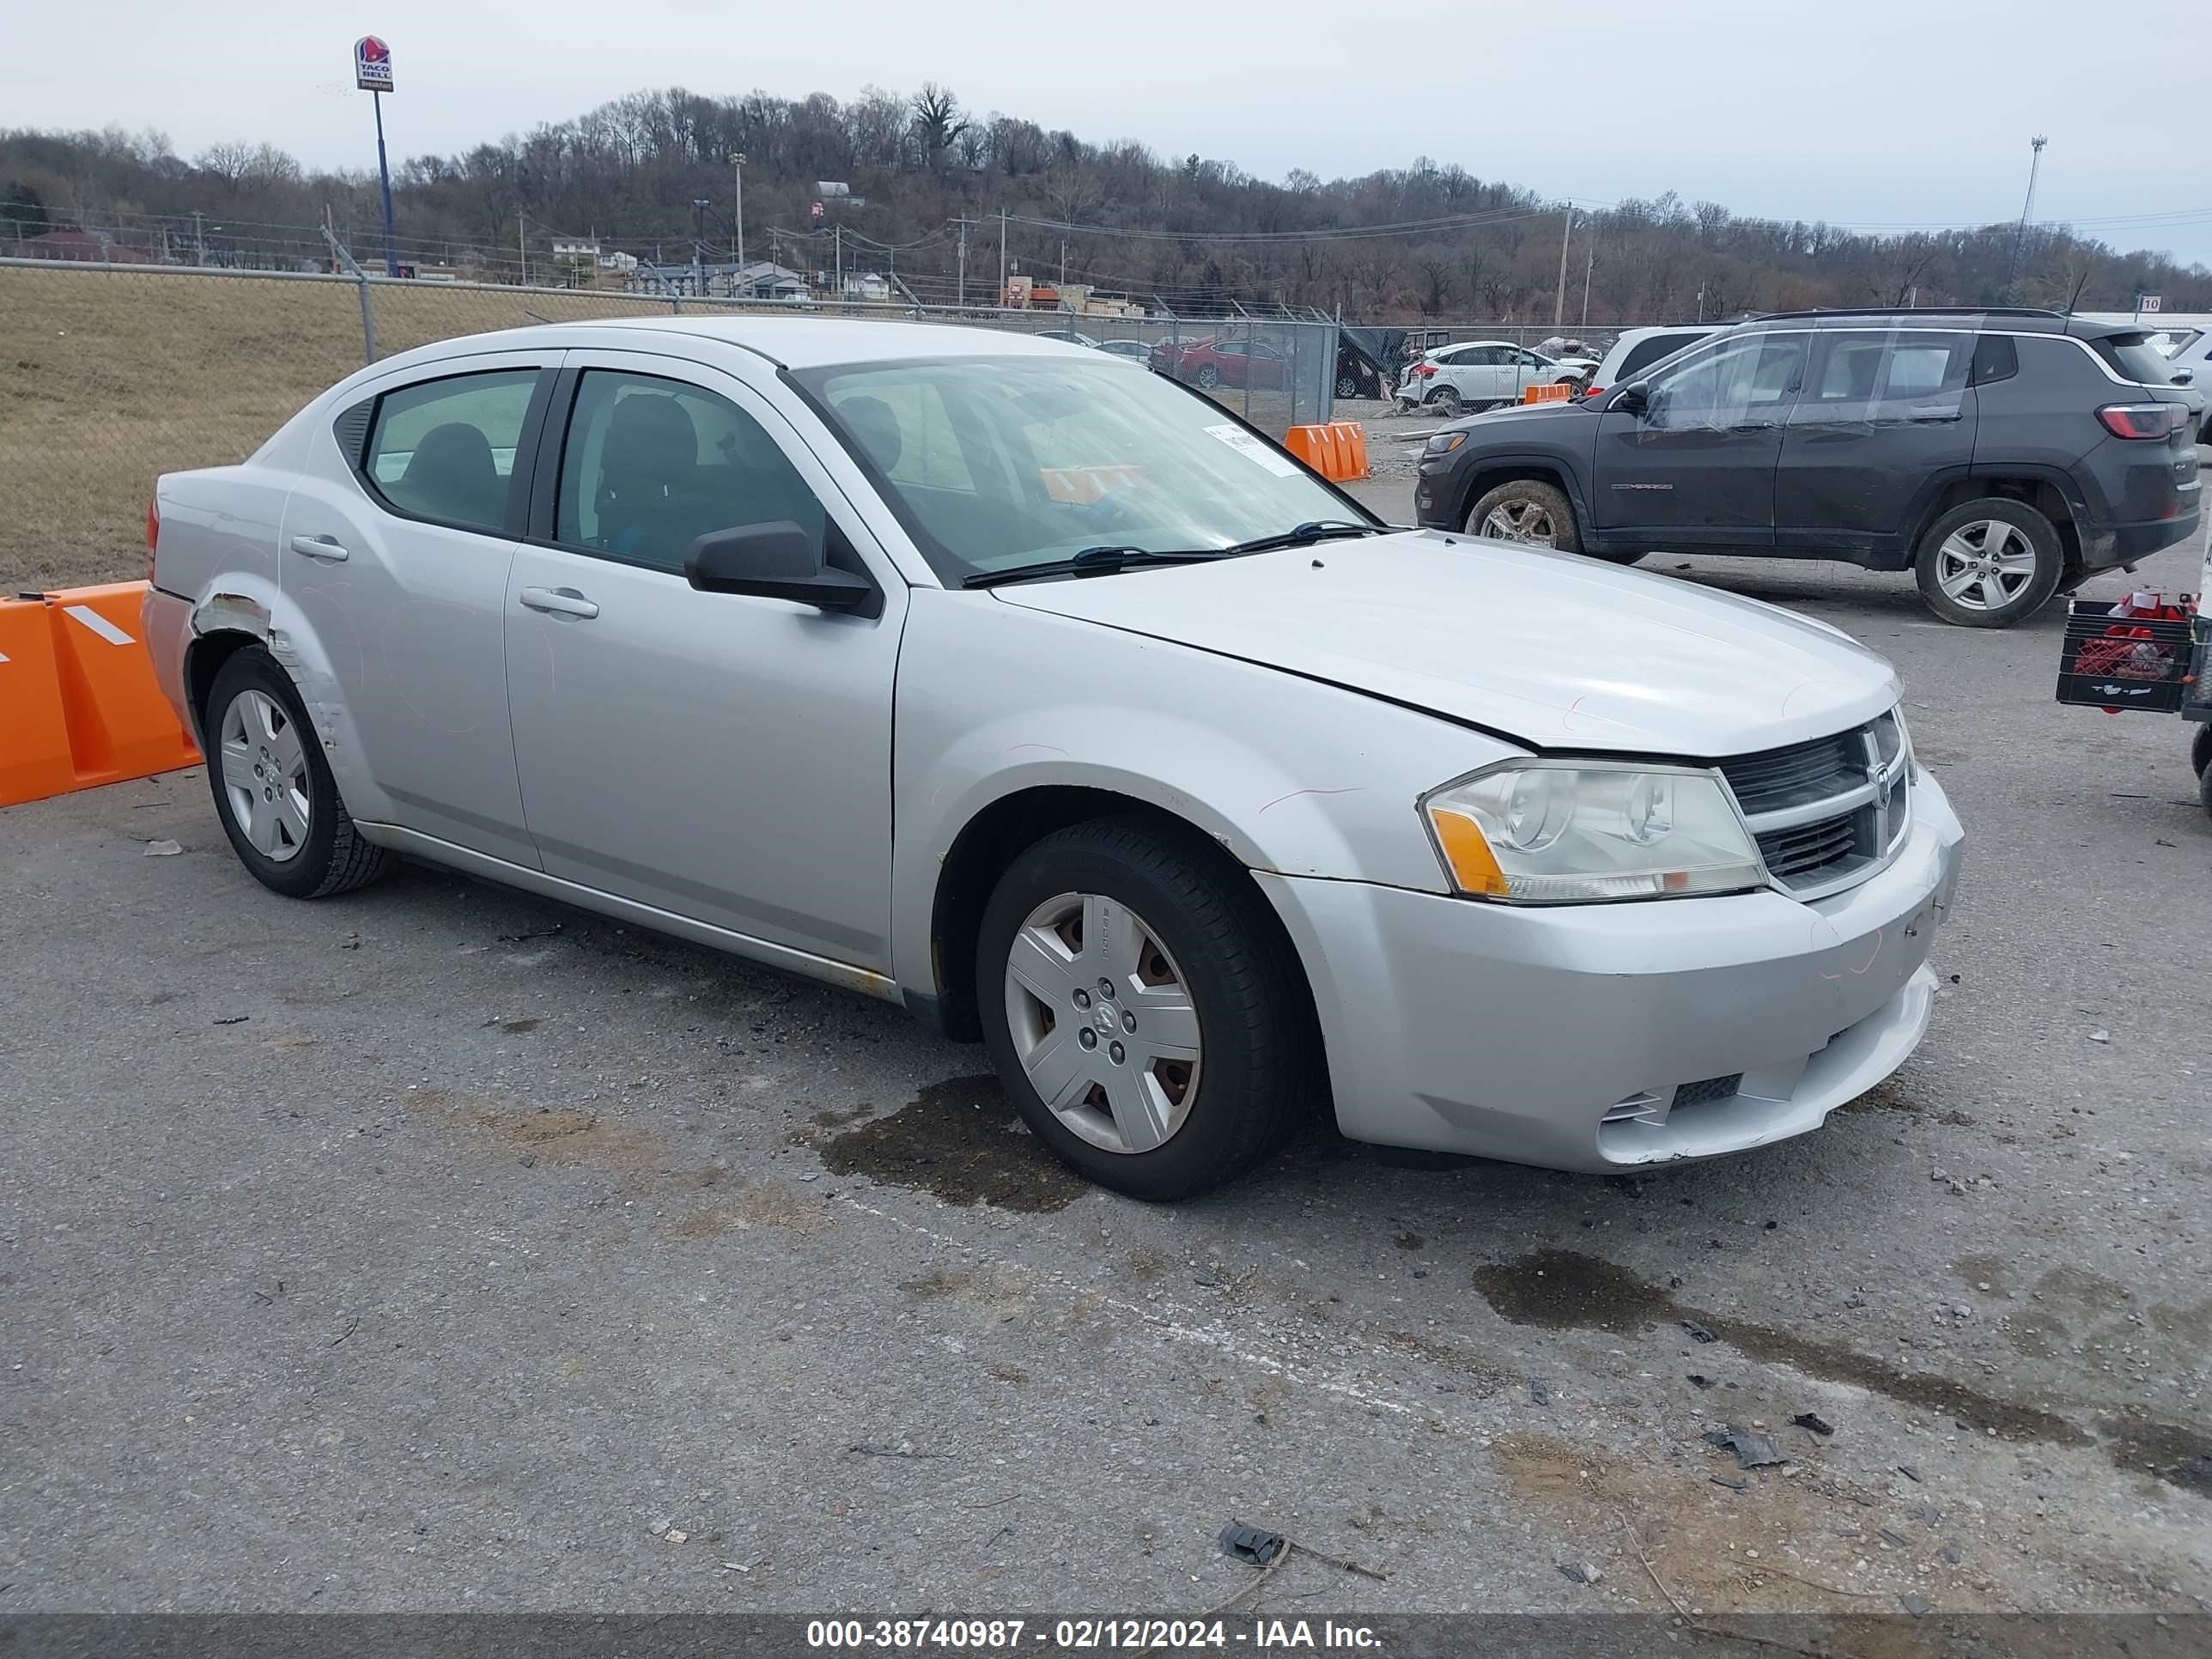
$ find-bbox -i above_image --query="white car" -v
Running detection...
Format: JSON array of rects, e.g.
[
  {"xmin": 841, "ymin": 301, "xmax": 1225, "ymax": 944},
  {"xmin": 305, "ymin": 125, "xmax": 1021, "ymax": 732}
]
[
  {"xmin": 143, "ymin": 318, "xmax": 1963, "ymax": 1200},
  {"xmin": 1580, "ymin": 325, "xmax": 1723, "ymax": 396},
  {"xmin": 1095, "ymin": 339, "xmax": 1153, "ymax": 368},
  {"xmin": 1397, "ymin": 340, "xmax": 1591, "ymax": 416}
]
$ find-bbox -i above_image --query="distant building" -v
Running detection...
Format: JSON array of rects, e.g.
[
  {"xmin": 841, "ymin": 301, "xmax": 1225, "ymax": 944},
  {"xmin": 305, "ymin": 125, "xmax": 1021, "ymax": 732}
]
[
  {"xmin": 629, "ymin": 258, "xmax": 812, "ymax": 301},
  {"xmin": 21, "ymin": 228, "xmax": 149, "ymax": 264}
]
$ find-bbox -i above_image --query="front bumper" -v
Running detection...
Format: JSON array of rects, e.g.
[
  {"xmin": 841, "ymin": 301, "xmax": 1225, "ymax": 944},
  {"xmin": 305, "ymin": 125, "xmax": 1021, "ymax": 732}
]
[{"xmin": 1258, "ymin": 771, "xmax": 1965, "ymax": 1172}]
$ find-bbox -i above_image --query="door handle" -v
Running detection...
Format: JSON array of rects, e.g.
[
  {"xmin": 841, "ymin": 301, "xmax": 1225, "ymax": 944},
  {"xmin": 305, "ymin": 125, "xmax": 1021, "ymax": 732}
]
[
  {"xmin": 519, "ymin": 586, "xmax": 599, "ymax": 619},
  {"xmin": 289, "ymin": 534, "xmax": 349, "ymax": 562},
  {"xmin": 1729, "ymin": 422, "xmax": 1777, "ymax": 433}
]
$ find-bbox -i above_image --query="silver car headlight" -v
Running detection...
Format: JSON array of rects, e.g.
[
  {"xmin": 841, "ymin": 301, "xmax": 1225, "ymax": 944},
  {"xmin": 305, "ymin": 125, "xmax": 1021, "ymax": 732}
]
[{"xmin": 1421, "ymin": 760, "xmax": 1768, "ymax": 904}]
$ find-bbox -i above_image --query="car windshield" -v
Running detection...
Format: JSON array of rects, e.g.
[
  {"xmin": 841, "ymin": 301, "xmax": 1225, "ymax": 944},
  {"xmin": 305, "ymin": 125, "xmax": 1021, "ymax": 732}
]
[{"xmin": 797, "ymin": 356, "xmax": 1366, "ymax": 584}]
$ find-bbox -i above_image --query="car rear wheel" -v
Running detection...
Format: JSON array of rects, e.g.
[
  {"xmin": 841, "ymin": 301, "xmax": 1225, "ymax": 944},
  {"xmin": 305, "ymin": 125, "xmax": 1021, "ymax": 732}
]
[
  {"xmin": 1194, "ymin": 364, "xmax": 1221, "ymax": 389},
  {"xmin": 2192, "ymin": 723, "xmax": 2212, "ymax": 780},
  {"xmin": 1428, "ymin": 386, "xmax": 1463, "ymax": 418},
  {"xmin": 975, "ymin": 817, "xmax": 1310, "ymax": 1201},
  {"xmin": 204, "ymin": 647, "xmax": 393, "ymax": 900},
  {"xmin": 1914, "ymin": 498, "xmax": 2063, "ymax": 627},
  {"xmin": 1335, "ymin": 372, "xmax": 1361, "ymax": 398}
]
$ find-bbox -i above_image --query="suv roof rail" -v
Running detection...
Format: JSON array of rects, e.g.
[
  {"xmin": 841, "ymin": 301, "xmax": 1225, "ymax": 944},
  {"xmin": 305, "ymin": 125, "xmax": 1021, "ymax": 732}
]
[{"xmin": 1749, "ymin": 306, "xmax": 2065, "ymax": 321}]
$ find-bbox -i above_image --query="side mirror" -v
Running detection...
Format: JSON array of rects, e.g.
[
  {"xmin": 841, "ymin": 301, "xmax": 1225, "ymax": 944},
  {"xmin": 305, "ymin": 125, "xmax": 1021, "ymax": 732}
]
[
  {"xmin": 1611, "ymin": 382, "xmax": 1651, "ymax": 415},
  {"xmin": 685, "ymin": 521, "xmax": 878, "ymax": 616}
]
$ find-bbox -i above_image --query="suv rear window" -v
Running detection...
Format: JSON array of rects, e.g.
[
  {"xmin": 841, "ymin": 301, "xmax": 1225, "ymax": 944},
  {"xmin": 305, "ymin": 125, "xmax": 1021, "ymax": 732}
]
[
  {"xmin": 2094, "ymin": 332, "xmax": 2181, "ymax": 386},
  {"xmin": 1617, "ymin": 332, "xmax": 1708, "ymax": 380}
]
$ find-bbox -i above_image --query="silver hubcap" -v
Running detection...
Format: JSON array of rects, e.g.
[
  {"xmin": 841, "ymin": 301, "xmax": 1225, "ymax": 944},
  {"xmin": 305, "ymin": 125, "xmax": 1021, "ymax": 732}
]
[
  {"xmin": 1480, "ymin": 500, "xmax": 1560, "ymax": 545},
  {"xmin": 219, "ymin": 689, "xmax": 311, "ymax": 862},
  {"xmin": 1935, "ymin": 520, "xmax": 2038, "ymax": 610},
  {"xmin": 1003, "ymin": 891, "xmax": 1202, "ymax": 1156}
]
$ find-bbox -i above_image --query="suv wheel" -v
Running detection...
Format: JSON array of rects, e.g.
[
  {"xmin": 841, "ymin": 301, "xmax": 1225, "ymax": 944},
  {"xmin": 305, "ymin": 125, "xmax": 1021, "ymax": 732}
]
[
  {"xmin": 1464, "ymin": 478, "xmax": 1642, "ymax": 564},
  {"xmin": 1914, "ymin": 498, "xmax": 2063, "ymax": 627},
  {"xmin": 976, "ymin": 817, "xmax": 1310, "ymax": 1200}
]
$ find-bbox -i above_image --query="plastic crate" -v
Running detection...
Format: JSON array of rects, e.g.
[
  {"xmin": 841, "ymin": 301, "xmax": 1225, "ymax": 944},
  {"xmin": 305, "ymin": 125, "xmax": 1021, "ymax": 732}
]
[{"xmin": 2055, "ymin": 599, "xmax": 2195, "ymax": 714}]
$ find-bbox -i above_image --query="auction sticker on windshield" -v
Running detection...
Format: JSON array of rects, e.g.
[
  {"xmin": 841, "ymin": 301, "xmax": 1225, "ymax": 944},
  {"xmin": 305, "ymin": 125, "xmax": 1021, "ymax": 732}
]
[{"xmin": 1202, "ymin": 423, "xmax": 1301, "ymax": 477}]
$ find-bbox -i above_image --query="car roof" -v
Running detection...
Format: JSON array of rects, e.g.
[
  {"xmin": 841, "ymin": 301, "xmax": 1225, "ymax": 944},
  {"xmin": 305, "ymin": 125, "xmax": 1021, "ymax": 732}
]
[
  {"xmin": 1740, "ymin": 307, "xmax": 2151, "ymax": 343},
  {"xmin": 398, "ymin": 314, "xmax": 1099, "ymax": 371}
]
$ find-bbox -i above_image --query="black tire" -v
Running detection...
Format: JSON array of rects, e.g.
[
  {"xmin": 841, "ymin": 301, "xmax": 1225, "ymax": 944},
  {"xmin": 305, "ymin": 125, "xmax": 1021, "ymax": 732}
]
[
  {"xmin": 1335, "ymin": 373, "xmax": 1360, "ymax": 399},
  {"xmin": 2202, "ymin": 754, "xmax": 2212, "ymax": 822},
  {"xmin": 1913, "ymin": 497, "xmax": 2064, "ymax": 628},
  {"xmin": 1430, "ymin": 386, "xmax": 1464, "ymax": 418},
  {"xmin": 1465, "ymin": 477, "xmax": 1585, "ymax": 555},
  {"xmin": 203, "ymin": 647, "xmax": 393, "ymax": 900},
  {"xmin": 2192, "ymin": 723, "xmax": 2212, "ymax": 780},
  {"xmin": 975, "ymin": 815, "xmax": 1313, "ymax": 1201}
]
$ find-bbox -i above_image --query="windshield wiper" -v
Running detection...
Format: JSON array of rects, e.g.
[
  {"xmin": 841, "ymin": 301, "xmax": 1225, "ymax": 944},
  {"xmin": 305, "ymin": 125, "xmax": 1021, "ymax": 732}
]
[
  {"xmin": 962, "ymin": 544, "xmax": 1223, "ymax": 589},
  {"xmin": 1218, "ymin": 520, "xmax": 1386, "ymax": 556}
]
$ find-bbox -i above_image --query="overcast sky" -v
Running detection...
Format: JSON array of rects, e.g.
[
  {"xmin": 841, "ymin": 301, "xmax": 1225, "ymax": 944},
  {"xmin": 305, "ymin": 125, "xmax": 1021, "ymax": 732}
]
[{"xmin": 11, "ymin": 0, "xmax": 2210, "ymax": 268}]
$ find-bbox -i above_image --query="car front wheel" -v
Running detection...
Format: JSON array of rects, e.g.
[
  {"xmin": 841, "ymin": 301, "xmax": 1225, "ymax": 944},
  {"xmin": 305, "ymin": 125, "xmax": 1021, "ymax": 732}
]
[
  {"xmin": 204, "ymin": 647, "xmax": 393, "ymax": 900},
  {"xmin": 976, "ymin": 817, "xmax": 1310, "ymax": 1201},
  {"xmin": 1194, "ymin": 364, "xmax": 1221, "ymax": 389},
  {"xmin": 1914, "ymin": 498, "xmax": 2063, "ymax": 627}
]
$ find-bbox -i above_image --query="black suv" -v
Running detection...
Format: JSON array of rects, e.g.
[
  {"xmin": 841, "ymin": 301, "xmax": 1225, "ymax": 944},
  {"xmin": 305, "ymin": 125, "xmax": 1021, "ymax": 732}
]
[{"xmin": 1413, "ymin": 308, "xmax": 2201, "ymax": 626}]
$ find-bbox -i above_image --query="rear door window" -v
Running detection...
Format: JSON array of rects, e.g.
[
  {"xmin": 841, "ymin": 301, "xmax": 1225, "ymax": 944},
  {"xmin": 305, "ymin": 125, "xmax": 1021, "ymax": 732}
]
[
  {"xmin": 365, "ymin": 369, "xmax": 540, "ymax": 532},
  {"xmin": 1798, "ymin": 331, "xmax": 1970, "ymax": 421}
]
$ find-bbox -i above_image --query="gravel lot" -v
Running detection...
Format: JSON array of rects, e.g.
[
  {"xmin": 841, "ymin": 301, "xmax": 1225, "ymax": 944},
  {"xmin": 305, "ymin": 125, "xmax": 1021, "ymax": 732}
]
[{"xmin": 2, "ymin": 507, "xmax": 2206, "ymax": 1618}]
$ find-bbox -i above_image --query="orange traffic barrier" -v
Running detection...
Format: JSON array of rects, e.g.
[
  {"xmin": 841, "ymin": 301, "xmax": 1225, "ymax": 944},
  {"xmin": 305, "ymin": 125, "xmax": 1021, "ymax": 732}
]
[
  {"xmin": 1328, "ymin": 421, "xmax": 1371, "ymax": 480},
  {"xmin": 0, "ymin": 598, "xmax": 77, "ymax": 807},
  {"xmin": 0, "ymin": 581, "xmax": 200, "ymax": 809},
  {"xmin": 1522, "ymin": 381, "xmax": 1573, "ymax": 404},
  {"xmin": 1283, "ymin": 423, "xmax": 1332, "ymax": 476}
]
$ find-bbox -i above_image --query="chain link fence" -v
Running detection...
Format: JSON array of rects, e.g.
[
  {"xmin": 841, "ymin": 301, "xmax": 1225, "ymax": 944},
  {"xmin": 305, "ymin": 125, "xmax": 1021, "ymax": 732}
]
[{"xmin": 0, "ymin": 258, "xmax": 1337, "ymax": 593}]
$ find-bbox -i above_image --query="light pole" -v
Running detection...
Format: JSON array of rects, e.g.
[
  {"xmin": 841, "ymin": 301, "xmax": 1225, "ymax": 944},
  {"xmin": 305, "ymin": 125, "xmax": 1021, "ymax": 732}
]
[
  {"xmin": 691, "ymin": 198, "xmax": 710, "ymax": 296},
  {"xmin": 729, "ymin": 153, "xmax": 745, "ymax": 283},
  {"xmin": 1552, "ymin": 208, "xmax": 1575, "ymax": 328},
  {"xmin": 2008, "ymin": 135, "xmax": 2048, "ymax": 303}
]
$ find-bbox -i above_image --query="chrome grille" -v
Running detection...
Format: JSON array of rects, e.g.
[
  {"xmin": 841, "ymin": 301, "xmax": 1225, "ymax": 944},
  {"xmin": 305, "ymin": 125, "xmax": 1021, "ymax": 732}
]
[{"xmin": 1719, "ymin": 713, "xmax": 1910, "ymax": 898}]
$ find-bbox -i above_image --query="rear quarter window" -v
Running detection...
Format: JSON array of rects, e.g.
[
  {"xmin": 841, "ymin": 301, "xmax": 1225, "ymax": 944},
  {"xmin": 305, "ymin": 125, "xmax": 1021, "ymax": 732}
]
[{"xmin": 2094, "ymin": 332, "xmax": 2182, "ymax": 386}]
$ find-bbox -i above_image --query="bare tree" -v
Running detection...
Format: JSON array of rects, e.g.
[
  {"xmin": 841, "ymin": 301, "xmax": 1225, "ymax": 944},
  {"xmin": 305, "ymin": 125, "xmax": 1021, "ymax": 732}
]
[{"xmin": 909, "ymin": 83, "xmax": 969, "ymax": 173}]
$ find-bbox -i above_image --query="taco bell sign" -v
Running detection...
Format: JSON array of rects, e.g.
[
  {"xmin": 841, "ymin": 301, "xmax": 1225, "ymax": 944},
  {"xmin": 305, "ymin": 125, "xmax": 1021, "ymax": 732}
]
[{"xmin": 355, "ymin": 36, "xmax": 393, "ymax": 93}]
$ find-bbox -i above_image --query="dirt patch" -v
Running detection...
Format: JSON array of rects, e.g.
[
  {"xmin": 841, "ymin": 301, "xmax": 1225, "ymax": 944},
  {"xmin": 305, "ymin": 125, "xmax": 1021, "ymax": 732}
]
[
  {"xmin": 1474, "ymin": 1249, "xmax": 2091, "ymax": 1449},
  {"xmin": 665, "ymin": 1179, "xmax": 837, "ymax": 1242},
  {"xmin": 408, "ymin": 1090, "xmax": 666, "ymax": 1171},
  {"xmin": 818, "ymin": 1074, "xmax": 1088, "ymax": 1212}
]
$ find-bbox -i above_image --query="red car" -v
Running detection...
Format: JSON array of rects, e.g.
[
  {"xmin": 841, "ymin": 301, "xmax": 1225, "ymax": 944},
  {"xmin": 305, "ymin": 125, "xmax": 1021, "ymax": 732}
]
[{"xmin": 1149, "ymin": 337, "xmax": 1287, "ymax": 391}]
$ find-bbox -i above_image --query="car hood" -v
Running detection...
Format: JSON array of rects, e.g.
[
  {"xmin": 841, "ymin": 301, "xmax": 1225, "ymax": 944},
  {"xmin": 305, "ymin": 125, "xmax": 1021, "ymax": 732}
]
[
  {"xmin": 1437, "ymin": 398, "xmax": 1591, "ymax": 434},
  {"xmin": 990, "ymin": 531, "xmax": 1899, "ymax": 756}
]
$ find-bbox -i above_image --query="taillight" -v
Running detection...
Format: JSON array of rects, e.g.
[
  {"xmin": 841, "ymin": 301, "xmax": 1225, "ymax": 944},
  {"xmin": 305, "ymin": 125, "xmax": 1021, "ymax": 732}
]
[
  {"xmin": 145, "ymin": 497, "xmax": 160, "ymax": 580},
  {"xmin": 1412, "ymin": 362, "xmax": 1437, "ymax": 377},
  {"xmin": 1583, "ymin": 385, "xmax": 1605, "ymax": 398},
  {"xmin": 2097, "ymin": 403, "xmax": 2184, "ymax": 440}
]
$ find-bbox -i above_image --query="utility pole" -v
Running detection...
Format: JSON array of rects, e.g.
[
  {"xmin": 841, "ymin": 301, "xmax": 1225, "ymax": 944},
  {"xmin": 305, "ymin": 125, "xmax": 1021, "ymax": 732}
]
[
  {"xmin": 998, "ymin": 209, "xmax": 1008, "ymax": 307},
  {"xmin": 1552, "ymin": 208, "xmax": 1574, "ymax": 328},
  {"xmin": 1581, "ymin": 243, "xmax": 1595, "ymax": 326},
  {"xmin": 835, "ymin": 223, "xmax": 843, "ymax": 300},
  {"xmin": 1060, "ymin": 238, "xmax": 1067, "ymax": 288},
  {"xmin": 956, "ymin": 218, "xmax": 969, "ymax": 309},
  {"xmin": 730, "ymin": 152, "xmax": 746, "ymax": 280},
  {"xmin": 192, "ymin": 210, "xmax": 207, "ymax": 266},
  {"xmin": 2008, "ymin": 135, "xmax": 2048, "ymax": 303},
  {"xmin": 691, "ymin": 198, "xmax": 709, "ymax": 296},
  {"xmin": 518, "ymin": 212, "xmax": 527, "ymax": 287}
]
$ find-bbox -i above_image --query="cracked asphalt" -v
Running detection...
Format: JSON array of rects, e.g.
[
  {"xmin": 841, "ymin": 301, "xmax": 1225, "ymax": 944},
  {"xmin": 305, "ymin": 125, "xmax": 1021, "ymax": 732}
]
[{"xmin": 1, "ymin": 501, "xmax": 2205, "ymax": 1619}]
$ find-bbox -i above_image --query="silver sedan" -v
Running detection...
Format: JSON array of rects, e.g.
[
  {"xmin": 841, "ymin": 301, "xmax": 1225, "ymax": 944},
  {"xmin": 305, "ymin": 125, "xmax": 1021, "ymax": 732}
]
[{"xmin": 144, "ymin": 319, "xmax": 1963, "ymax": 1199}]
